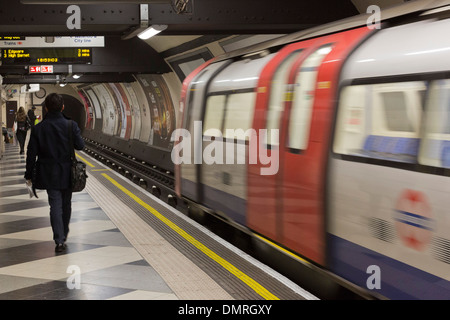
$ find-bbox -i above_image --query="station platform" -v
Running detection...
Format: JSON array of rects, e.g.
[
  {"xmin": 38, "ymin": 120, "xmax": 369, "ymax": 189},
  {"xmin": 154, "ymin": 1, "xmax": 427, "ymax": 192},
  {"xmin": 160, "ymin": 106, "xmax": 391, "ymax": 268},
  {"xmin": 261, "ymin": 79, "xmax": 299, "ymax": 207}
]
[{"xmin": 0, "ymin": 143, "xmax": 316, "ymax": 300}]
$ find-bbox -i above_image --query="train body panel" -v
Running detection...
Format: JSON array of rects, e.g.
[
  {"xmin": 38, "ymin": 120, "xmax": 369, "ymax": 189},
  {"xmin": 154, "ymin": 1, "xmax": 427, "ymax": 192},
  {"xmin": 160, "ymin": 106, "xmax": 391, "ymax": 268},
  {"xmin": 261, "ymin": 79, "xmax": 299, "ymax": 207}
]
[
  {"xmin": 201, "ymin": 53, "xmax": 276, "ymax": 224},
  {"xmin": 179, "ymin": 60, "xmax": 231, "ymax": 203},
  {"xmin": 175, "ymin": 58, "xmax": 216, "ymax": 197},
  {"xmin": 282, "ymin": 28, "xmax": 372, "ymax": 265},
  {"xmin": 74, "ymin": 3, "xmax": 450, "ymax": 299},
  {"xmin": 341, "ymin": 19, "xmax": 450, "ymax": 79},
  {"xmin": 329, "ymin": 18, "xmax": 450, "ymax": 299},
  {"xmin": 177, "ymin": 9, "xmax": 450, "ymax": 298},
  {"xmin": 246, "ymin": 37, "xmax": 329, "ymax": 242},
  {"xmin": 246, "ymin": 27, "xmax": 372, "ymax": 265}
]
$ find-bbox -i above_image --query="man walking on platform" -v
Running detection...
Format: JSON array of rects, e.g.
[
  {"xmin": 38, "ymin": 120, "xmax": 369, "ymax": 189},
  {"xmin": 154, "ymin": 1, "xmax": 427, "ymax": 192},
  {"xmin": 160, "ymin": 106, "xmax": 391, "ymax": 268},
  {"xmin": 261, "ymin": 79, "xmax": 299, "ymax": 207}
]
[{"xmin": 24, "ymin": 93, "xmax": 85, "ymax": 252}]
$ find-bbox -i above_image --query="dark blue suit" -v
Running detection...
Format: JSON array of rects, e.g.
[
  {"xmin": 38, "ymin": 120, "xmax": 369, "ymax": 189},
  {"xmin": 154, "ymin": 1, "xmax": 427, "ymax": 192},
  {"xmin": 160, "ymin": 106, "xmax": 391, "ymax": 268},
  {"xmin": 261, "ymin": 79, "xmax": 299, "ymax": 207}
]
[{"xmin": 25, "ymin": 111, "xmax": 85, "ymax": 245}]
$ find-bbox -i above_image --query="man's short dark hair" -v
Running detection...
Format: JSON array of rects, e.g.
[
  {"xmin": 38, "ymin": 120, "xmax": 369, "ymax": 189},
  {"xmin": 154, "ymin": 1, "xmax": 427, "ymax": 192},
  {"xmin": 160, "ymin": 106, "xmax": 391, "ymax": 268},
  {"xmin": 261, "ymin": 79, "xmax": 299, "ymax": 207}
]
[{"xmin": 45, "ymin": 93, "xmax": 64, "ymax": 113}]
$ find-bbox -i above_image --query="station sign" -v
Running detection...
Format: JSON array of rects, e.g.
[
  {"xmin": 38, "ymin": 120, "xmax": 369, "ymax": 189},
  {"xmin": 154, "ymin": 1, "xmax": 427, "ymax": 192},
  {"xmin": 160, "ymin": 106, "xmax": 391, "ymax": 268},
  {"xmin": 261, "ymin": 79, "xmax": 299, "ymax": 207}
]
[{"xmin": 0, "ymin": 36, "xmax": 104, "ymax": 48}]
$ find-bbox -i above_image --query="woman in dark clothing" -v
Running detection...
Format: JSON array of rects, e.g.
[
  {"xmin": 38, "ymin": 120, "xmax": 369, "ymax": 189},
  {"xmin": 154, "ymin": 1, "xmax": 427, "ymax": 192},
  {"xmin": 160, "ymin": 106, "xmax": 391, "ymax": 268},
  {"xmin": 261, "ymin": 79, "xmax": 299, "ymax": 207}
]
[{"xmin": 15, "ymin": 107, "xmax": 30, "ymax": 154}]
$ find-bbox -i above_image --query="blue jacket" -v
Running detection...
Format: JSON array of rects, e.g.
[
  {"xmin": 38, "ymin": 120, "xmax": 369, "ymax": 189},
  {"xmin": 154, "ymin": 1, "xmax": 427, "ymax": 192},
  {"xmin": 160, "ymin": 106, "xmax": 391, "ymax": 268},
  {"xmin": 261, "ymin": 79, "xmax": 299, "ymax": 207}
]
[{"xmin": 25, "ymin": 112, "xmax": 85, "ymax": 190}]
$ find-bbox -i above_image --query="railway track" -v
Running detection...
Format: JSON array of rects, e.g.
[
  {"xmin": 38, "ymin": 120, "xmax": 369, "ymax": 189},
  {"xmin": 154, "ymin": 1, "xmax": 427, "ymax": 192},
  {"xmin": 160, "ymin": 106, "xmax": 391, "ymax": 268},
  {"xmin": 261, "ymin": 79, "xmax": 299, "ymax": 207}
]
[
  {"xmin": 82, "ymin": 138, "xmax": 378, "ymax": 300},
  {"xmin": 83, "ymin": 138, "xmax": 179, "ymax": 207}
]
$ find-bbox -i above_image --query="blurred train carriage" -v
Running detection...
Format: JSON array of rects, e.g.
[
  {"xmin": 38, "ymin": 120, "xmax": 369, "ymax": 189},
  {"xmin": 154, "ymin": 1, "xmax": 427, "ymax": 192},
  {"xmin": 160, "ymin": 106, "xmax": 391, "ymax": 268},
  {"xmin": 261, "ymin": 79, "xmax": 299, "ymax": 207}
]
[
  {"xmin": 76, "ymin": 1, "xmax": 450, "ymax": 299},
  {"xmin": 175, "ymin": 2, "xmax": 450, "ymax": 299}
]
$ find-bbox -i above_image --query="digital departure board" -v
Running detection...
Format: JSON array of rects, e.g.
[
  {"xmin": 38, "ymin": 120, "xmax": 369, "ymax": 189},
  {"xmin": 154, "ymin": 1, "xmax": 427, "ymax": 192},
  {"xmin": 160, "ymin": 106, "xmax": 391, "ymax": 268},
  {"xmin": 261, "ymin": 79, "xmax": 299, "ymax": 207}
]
[
  {"xmin": 0, "ymin": 36, "xmax": 25, "ymax": 40},
  {"xmin": 1, "ymin": 48, "xmax": 92, "ymax": 65}
]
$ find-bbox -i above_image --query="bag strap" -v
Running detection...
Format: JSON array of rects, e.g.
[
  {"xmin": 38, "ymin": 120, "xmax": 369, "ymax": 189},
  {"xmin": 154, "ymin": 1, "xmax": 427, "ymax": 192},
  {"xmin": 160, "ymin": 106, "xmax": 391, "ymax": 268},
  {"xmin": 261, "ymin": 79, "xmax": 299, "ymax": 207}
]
[{"xmin": 68, "ymin": 120, "xmax": 76, "ymax": 163}]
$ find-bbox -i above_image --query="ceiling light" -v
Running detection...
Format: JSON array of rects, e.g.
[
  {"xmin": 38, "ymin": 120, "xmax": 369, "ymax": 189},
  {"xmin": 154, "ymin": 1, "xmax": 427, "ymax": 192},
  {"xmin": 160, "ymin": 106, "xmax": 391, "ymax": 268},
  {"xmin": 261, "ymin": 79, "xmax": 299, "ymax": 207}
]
[
  {"xmin": 137, "ymin": 24, "xmax": 167, "ymax": 40},
  {"xmin": 72, "ymin": 74, "xmax": 82, "ymax": 79}
]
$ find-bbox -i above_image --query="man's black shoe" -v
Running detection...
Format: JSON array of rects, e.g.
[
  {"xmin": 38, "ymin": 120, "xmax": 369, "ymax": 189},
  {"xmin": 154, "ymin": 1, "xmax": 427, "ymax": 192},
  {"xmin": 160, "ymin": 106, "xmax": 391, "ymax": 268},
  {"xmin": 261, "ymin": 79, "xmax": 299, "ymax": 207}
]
[{"xmin": 55, "ymin": 243, "xmax": 66, "ymax": 252}]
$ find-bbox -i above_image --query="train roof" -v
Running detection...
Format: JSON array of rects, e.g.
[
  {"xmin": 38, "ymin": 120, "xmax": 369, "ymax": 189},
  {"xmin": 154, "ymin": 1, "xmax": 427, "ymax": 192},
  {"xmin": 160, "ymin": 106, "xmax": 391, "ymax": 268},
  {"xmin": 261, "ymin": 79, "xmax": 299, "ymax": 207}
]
[
  {"xmin": 341, "ymin": 17, "xmax": 450, "ymax": 81},
  {"xmin": 214, "ymin": 0, "xmax": 450, "ymax": 63}
]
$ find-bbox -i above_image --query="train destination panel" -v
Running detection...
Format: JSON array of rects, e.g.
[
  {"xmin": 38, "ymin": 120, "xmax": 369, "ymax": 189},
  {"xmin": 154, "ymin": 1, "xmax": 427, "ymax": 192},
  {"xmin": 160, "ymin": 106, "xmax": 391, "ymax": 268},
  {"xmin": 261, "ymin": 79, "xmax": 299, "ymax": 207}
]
[{"xmin": 1, "ymin": 48, "xmax": 92, "ymax": 65}]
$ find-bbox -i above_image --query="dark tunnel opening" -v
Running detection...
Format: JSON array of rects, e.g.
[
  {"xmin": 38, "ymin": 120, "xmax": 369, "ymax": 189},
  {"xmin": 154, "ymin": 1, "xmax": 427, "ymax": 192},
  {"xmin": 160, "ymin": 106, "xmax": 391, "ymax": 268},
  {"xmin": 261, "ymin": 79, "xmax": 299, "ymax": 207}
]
[{"xmin": 42, "ymin": 94, "xmax": 86, "ymax": 133}]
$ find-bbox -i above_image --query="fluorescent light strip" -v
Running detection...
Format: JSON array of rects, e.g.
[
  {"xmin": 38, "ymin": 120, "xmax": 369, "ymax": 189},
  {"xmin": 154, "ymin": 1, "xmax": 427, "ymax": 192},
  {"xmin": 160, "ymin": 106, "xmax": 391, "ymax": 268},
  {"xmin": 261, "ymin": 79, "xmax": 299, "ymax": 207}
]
[{"xmin": 138, "ymin": 24, "xmax": 168, "ymax": 40}]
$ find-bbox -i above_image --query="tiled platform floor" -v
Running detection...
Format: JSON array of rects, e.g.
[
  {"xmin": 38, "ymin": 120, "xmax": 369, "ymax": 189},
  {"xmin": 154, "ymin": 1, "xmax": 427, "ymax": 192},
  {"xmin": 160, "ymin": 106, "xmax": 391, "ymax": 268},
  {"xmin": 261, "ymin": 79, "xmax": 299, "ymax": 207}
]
[{"xmin": 0, "ymin": 144, "xmax": 178, "ymax": 300}]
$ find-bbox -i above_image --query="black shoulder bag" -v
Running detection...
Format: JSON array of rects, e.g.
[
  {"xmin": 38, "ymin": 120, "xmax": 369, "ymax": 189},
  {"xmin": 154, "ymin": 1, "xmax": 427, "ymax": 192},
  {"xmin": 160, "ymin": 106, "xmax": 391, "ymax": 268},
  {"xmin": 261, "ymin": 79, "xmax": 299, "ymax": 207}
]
[{"xmin": 68, "ymin": 120, "xmax": 88, "ymax": 192}]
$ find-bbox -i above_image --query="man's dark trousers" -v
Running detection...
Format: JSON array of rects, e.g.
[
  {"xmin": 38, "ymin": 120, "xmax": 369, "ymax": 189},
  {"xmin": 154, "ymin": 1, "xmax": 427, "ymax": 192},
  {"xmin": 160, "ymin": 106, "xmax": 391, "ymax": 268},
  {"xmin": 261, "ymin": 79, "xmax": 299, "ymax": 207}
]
[{"xmin": 47, "ymin": 189, "xmax": 72, "ymax": 245}]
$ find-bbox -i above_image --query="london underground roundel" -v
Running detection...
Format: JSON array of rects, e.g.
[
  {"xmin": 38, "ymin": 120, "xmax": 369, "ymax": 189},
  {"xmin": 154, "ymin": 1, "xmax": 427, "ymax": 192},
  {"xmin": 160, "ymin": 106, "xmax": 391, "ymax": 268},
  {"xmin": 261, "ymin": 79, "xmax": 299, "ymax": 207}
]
[{"xmin": 394, "ymin": 189, "xmax": 435, "ymax": 251}]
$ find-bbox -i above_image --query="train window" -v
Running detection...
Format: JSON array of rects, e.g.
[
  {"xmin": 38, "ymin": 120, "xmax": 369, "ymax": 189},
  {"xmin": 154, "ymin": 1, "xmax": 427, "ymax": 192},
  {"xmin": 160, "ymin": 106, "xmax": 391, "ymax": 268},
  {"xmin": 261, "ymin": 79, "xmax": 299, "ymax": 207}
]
[
  {"xmin": 287, "ymin": 44, "xmax": 333, "ymax": 151},
  {"xmin": 265, "ymin": 50, "xmax": 303, "ymax": 146},
  {"xmin": 203, "ymin": 95, "xmax": 226, "ymax": 137},
  {"xmin": 333, "ymin": 81, "xmax": 426, "ymax": 163},
  {"xmin": 223, "ymin": 92, "xmax": 257, "ymax": 140},
  {"xmin": 372, "ymin": 83, "xmax": 423, "ymax": 135},
  {"xmin": 381, "ymin": 92, "xmax": 414, "ymax": 132},
  {"xmin": 419, "ymin": 79, "xmax": 450, "ymax": 168}
]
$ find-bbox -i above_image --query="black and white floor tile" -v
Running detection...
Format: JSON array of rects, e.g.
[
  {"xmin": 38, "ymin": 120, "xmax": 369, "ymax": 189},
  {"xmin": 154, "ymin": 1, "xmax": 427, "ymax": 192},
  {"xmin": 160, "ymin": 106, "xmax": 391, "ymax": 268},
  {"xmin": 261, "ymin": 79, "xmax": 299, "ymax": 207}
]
[{"xmin": 0, "ymin": 144, "xmax": 178, "ymax": 300}]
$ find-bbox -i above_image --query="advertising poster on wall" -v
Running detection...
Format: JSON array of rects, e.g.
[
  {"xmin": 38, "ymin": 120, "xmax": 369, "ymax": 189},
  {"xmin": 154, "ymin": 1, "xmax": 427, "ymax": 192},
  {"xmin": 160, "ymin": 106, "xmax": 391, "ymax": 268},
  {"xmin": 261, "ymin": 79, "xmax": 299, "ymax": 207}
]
[
  {"xmin": 93, "ymin": 84, "xmax": 116, "ymax": 136},
  {"xmin": 136, "ymin": 74, "xmax": 176, "ymax": 150},
  {"xmin": 77, "ymin": 89, "xmax": 94, "ymax": 130},
  {"xmin": 109, "ymin": 83, "xmax": 132, "ymax": 140},
  {"xmin": 123, "ymin": 82, "xmax": 142, "ymax": 141},
  {"xmin": 130, "ymin": 80, "xmax": 152, "ymax": 143}
]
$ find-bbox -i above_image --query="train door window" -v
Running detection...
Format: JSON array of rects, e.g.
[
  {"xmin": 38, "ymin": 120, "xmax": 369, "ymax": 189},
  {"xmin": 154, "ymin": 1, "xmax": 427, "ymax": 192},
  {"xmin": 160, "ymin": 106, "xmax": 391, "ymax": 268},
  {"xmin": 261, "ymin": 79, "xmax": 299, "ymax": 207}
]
[
  {"xmin": 287, "ymin": 44, "xmax": 333, "ymax": 152},
  {"xmin": 223, "ymin": 92, "xmax": 257, "ymax": 140},
  {"xmin": 203, "ymin": 94, "xmax": 226, "ymax": 137},
  {"xmin": 265, "ymin": 50, "xmax": 303, "ymax": 146},
  {"xmin": 332, "ymin": 85, "xmax": 367, "ymax": 155},
  {"xmin": 333, "ymin": 81, "xmax": 426, "ymax": 163},
  {"xmin": 419, "ymin": 79, "xmax": 450, "ymax": 168}
]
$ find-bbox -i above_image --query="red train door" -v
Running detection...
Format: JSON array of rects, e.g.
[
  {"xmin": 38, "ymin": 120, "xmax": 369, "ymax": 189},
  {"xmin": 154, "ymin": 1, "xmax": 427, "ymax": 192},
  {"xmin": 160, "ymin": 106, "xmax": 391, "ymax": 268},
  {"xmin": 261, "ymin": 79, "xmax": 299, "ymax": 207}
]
[
  {"xmin": 247, "ymin": 39, "xmax": 319, "ymax": 241},
  {"xmin": 247, "ymin": 27, "xmax": 371, "ymax": 266},
  {"xmin": 280, "ymin": 27, "xmax": 371, "ymax": 265}
]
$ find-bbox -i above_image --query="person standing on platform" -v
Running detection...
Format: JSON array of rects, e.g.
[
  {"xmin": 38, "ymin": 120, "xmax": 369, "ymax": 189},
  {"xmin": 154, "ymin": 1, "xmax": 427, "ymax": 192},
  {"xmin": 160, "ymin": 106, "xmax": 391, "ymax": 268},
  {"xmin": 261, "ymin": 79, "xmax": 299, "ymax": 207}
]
[
  {"xmin": 24, "ymin": 93, "xmax": 85, "ymax": 252},
  {"xmin": 14, "ymin": 107, "xmax": 30, "ymax": 155},
  {"xmin": 27, "ymin": 106, "xmax": 37, "ymax": 128}
]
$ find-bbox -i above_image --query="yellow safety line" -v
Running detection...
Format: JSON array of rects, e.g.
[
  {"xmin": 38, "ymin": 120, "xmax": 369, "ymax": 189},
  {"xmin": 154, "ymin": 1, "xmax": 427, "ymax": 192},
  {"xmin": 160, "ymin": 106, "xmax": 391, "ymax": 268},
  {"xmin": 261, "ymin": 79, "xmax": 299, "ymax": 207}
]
[
  {"xmin": 75, "ymin": 152, "xmax": 95, "ymax": 168},
  {"xmin": 101, "ymin": 173, "xmax": 280, "ymax": 300},
  {"xmin": 255, "ymin": 234, "xmax": 309, "ymax": 264},
  {"xmin": 91, "ymin": 169, "xmax": 112, "ymax": 172}
]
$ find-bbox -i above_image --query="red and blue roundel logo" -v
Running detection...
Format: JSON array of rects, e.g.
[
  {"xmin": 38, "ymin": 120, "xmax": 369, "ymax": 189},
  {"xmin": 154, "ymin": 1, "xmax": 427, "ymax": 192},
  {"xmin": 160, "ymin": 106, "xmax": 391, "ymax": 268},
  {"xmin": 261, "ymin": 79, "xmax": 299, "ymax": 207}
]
[{"xmin": 394, "ymin": 189, "xmax": 435, "ymax": 251}]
